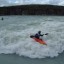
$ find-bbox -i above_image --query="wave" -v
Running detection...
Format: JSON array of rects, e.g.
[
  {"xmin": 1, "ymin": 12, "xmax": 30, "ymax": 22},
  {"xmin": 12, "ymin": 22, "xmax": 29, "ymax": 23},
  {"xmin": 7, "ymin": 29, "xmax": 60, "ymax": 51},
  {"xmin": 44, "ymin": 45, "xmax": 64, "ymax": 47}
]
[{"xmin": 0, "ymin": 19, "xmax": 64, "ymax": 58}]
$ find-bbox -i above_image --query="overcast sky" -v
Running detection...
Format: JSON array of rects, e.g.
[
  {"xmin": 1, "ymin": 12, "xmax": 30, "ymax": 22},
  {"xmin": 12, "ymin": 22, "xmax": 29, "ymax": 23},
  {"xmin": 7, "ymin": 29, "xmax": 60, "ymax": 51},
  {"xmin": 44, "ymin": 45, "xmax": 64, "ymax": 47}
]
[{"xmin": 0, "ymin": 0, "xmax": 64, "ymax": 6}]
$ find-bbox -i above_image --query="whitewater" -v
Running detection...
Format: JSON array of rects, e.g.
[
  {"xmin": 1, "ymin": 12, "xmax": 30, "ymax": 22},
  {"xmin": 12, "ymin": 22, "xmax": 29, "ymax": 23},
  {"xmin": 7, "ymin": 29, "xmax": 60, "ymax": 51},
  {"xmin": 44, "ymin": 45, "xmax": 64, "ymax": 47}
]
[{"xmin": 0, "ymin": 15, "xmax": 64, "ymax": 58}]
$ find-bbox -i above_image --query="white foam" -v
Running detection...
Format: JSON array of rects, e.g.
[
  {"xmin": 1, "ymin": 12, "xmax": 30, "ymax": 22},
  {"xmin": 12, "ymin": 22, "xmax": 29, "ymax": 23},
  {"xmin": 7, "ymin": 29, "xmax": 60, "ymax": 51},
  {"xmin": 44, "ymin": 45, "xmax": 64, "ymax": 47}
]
[{"xmin": 0, "ymin": 16, "xmax": 64, "ymax": 58}]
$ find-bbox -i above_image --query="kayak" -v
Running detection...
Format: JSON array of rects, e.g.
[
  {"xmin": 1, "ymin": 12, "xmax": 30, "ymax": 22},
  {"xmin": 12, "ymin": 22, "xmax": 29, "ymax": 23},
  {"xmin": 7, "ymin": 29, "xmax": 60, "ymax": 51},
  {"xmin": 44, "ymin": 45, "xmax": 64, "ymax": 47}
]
[{"xmin": 32, "ymin": 37, "xmax": 47, "ymax": 45}]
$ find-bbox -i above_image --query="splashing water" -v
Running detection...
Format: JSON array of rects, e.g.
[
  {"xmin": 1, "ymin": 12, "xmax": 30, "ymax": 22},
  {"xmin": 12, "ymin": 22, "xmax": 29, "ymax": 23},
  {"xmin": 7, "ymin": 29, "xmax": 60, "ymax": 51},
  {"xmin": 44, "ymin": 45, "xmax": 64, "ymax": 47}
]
[{"xmin": 0, "ymin": 16, "xmax": 64, "ymax": 58}]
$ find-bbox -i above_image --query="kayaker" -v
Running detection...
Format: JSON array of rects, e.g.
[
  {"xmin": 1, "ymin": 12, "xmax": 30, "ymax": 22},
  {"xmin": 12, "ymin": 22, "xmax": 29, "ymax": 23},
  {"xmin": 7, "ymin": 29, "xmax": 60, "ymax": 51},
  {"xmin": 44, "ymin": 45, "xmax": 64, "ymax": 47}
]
[
  {"xmin": 1, "ymin": 17, "xmax": 4, "ymax": 20},
  {"xmin": 30, "ymin": 31, "xmax": 48, "ymax": 39},
  {"xmin": 34, "ymin": 31, "xmax": 43, "ymax": 39}
]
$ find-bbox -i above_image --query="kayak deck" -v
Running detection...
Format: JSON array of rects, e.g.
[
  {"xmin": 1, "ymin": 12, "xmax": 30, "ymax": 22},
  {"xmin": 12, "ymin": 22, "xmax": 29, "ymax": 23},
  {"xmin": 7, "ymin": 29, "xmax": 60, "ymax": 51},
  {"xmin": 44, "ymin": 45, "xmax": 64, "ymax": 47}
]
[{"xmin": 32, "ymin": 37, "xmax": 47, "ymax": 45}]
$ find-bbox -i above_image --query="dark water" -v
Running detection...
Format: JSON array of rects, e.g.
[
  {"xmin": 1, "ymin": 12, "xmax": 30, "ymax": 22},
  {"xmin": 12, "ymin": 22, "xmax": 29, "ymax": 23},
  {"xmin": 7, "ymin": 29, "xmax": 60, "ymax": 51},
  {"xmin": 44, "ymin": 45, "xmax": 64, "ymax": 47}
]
[{"xmin": 0, "ymin": 52, "xmax": 64, "ymax": 64}]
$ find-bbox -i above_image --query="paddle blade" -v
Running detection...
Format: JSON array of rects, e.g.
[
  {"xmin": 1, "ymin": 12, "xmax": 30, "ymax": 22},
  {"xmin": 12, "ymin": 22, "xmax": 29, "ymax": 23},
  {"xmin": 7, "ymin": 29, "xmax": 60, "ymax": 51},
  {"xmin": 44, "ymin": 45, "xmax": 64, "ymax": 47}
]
[
  {"xmin": 30, "ymin": 35, "xmax": 34, "ymax": 38},
  {"xmin": 45, "ymin": 33, "xmax": 48, "ymax": 35}
]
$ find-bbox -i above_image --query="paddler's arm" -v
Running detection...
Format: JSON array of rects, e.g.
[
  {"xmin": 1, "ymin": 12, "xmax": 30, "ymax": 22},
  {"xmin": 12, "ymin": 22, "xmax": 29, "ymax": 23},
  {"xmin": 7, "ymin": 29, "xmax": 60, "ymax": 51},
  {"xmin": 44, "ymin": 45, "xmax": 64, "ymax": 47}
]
[
  {"xmin": 40, "ymin": 33, "xmax": 48, "ymax": 36},
  {"xmin": 40, "ymin": 34, "xmax": 44, "ymax": 36}
]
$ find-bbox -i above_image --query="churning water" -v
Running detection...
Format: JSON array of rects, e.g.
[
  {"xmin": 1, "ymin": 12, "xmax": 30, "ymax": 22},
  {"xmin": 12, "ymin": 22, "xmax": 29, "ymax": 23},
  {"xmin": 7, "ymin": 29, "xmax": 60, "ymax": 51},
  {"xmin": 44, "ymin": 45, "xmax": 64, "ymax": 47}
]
[{"xmin": 0, "ymin": 15, "xmax": 64, "ymax": 58}]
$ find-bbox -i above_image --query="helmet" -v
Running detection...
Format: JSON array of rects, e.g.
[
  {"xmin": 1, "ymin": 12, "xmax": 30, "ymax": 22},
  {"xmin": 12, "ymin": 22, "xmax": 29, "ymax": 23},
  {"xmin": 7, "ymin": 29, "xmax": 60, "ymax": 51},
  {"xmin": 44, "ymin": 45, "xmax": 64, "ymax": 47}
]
[{"xmin": 38, "ymin": 31, "xmax": 41, "ymax": 34}]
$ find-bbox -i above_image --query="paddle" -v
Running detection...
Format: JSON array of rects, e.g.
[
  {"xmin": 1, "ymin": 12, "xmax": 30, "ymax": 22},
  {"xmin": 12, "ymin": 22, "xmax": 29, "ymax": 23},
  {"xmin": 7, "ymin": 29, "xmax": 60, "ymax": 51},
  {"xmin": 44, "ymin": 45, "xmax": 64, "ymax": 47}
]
[
  {"xmin": 30, "ymin": 35, "xmax": 34, "ymax": 38},
  {"xmin": 43, "ymin": 33, "xmax": 48, "ymax": 35},
  {"xmin": 30, "ymin": 33, "xmax": 48, "ymax": 38}
]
